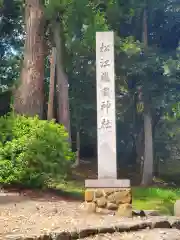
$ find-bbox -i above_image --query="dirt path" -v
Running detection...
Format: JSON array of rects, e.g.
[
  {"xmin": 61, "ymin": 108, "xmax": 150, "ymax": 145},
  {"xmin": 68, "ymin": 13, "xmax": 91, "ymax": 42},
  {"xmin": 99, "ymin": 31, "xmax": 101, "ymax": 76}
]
[
  {"xmin": 0, "ymin": 189, "xmax": 134, "ymax": 238},
  {"xmin": 0, "ymin": 190, "xmax": 87, "ymax": 237},
  {"xmin": 0, "ymin": 190, "xmax": 180, "ymax": 239}
]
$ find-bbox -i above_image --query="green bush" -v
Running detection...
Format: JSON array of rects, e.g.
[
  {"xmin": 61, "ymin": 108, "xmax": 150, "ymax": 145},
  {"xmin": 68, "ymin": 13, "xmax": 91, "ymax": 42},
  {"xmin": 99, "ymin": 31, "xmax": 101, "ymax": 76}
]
[{"xmin": 0, "ymin": 114, "xmax": 74, "ymax": 188}]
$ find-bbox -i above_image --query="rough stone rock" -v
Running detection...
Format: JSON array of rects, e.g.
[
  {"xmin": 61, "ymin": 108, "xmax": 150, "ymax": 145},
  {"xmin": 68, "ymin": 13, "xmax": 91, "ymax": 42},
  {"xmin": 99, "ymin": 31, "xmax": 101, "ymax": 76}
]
[
  {"xmin": 78, "ymin": 228, "xmax": 98, "ymax": 238},
  {"xmin": 98, "ymin": 226, "xmax": 116, "ymax": 234},
  {"xmin": 103, "ymin": 189, "xmax": 117, "ymax": 196},
  {"xmin": 84, "ymin": 188, "xmax": 132, "ymax": 216},
  {"xmin": 83, "ymin": 229, "xmax": 180, "ymax": 240},
  {"xmin": 174, "ymin": 200, "xmax": 180, "ymax": 217},
  {"xmin": 84, "ymin": 202, "xmax": 96, "ymax": 213},
  {"xmin": 85, "ymin": 190, "xmax": 94, "ymax": 202},
  {"xmin": 95, "ymin": 189, "xmax": 103, "ymax": 198},
  {"xmin": 51, "ymin": 230, "xmax": 79, "ymax": 239},
  {"xmin": 51, "ymin": 231, "xmax": 71, "ymax": 239},
  {"xmin": 107, "ymin": 202, "xmax": 118, "ymax": 210},
  {"xmin": 153, "ymin": 220, "xmax": 171, "ymax": 229},
  {"xmin": 96, "ymin": 197, "xmax": 107, "ymax": 208},
  {"xmin": 117, "ymin": 203, "xmax": 132, "ymax": 217},
  {"xmin": 107, "ymin": 189, "xmax": 131, "ymax": 204}
]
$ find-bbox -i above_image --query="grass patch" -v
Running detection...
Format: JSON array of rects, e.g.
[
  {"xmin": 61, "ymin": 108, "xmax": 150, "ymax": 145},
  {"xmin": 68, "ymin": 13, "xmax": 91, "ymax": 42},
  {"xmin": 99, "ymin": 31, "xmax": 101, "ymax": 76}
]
[
  {"xmin": 51, "ymin": 180, "xmax": 180, "ymax": 215},
  {"xmin": 48, "ymin": 180, "xmax": 84, "ymax": 199},
  {"xmin": 54, "ymin": 180, "xmax": 84, "ymax": 194},
  {"xmin": 132, "ymin": 187, "xmax": 180, "ymax": 215}
]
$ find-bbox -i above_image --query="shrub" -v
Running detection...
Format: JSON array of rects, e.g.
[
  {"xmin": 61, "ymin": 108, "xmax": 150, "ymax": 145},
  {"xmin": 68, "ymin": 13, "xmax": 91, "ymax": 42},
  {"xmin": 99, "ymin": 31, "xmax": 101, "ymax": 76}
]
[{"xmin": 0, "ymin": 113, "xmax": 75, "ymax": 188}]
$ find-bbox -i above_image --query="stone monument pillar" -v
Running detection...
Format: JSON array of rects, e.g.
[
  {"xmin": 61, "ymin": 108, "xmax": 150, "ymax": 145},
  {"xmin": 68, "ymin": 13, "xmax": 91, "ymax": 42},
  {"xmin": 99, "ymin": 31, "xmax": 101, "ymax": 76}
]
[{"xmin": 84, "ymin": 31, "xmax": 132, "ymax": 217}]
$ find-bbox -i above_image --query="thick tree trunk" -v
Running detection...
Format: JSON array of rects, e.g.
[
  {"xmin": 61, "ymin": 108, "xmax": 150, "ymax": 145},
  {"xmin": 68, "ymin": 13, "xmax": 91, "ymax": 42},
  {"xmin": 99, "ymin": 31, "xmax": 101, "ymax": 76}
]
[
  {"xmin": 47, "ymin": 47, "xmax": 56, "ymax": 120},
  {"xmin": 53, "ymin": 19, "xmax": 71, "ymax": 144},
  {"xmin": 14, "ymin": 0, "xmax": 45, "ymax": 118},
  {"xmin": 141, "ymin": 104, "xmax": 153, "ymax": 185},
  {"xmin": 141, "ymin": 7, "xmax": 154, "ymax": 185}
]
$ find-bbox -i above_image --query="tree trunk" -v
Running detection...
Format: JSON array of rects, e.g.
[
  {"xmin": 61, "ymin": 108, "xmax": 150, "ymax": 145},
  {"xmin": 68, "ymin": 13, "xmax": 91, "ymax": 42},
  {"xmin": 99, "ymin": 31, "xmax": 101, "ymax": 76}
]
[
  {"xmin": 141, "ymin": 104, "xmax": 153, "ymax": 185},
  {"xmin": 135, "ymin": 128, "xmax": 144, "ymax": 178},
  {"xmin": 75, "ymin": 130, "xmax": 80, "ymax": 166},
  {"xmin": 53, "ymin": 19, "xmax": 71, "ymax": 144},
  {"xmin": 47, "ymin": 47, "xmax": 56, "ymax": 120},
  {"xmin": 14, "ymin": 0, "xmax": 45, "ymax": 118},
  {"xmin": 141, "ymin": 7, "xmax": 154, "ymax": 185}
]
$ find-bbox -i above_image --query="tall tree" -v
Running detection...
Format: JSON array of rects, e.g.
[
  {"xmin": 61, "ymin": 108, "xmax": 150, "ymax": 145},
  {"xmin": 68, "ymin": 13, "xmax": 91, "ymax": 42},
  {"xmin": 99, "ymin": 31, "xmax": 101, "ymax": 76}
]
[
  {"xmin": 14, "ymin": 0, "xmax": 45, "ymax": 118},
  {"xmin": 47, "ymin": 47, "xmax": 56, "ymax": 120},
  {"xmin": 141, "ymin": 6, "xmax": 153, "ymax": 185},
  {"xmin": 53, "ymin": 18, "xmax": 71, "ymax": 144}
]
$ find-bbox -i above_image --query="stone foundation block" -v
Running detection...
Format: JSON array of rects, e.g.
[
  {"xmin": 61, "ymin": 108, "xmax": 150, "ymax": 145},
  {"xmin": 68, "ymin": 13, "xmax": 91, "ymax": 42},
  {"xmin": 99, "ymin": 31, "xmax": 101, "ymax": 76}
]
[{"xmin": 84, "ymin": 188, "xmax": 132, "ymax": 217}]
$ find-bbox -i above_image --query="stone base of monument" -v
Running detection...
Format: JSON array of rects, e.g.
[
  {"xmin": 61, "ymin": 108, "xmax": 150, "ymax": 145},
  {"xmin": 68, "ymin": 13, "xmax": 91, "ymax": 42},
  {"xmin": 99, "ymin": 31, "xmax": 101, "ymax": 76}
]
[{"xmin": 84, "ymin": 179, "xmax": 132, "ymax": 217}]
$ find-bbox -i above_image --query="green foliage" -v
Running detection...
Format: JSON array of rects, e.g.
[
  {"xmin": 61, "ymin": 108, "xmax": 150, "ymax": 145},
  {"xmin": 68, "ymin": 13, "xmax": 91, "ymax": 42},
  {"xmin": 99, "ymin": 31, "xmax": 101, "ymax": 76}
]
[
  {"xmin": 133, "ymin": 187, "xmax": 180, "ymax": 215},
  {"xmin": 0, "ymin": 114, "xmax": 74, "ymax": 188},
  {"xmin": 1, "ymin": 0, "xmax": 180, "ymax": 180}
]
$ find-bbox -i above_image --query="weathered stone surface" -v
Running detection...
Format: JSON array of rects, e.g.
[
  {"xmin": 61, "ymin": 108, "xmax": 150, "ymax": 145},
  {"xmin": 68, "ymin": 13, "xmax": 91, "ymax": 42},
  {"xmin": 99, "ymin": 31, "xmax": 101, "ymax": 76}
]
[
  {"xmin": 85, "ymin": 190, "xmax": 94, "ymax": 202},
  {"xmin": 152, "ymin": 220, "xmax": 171, "ymax": 228},
  {"xmin": 117, "ymin": 203, "xmax": 132, "ymax": 217},
  {"xmin": 78, "ymin": 228, "xmax": 98, "ymax": 238},
  {"xmin": 51, "ymin": 229, "xmax": 79, "ymax": 239},
  {"xmin": 51, "ymin": 231, "xmax": 71, "ymax": 239},
  {"xmin": 84, "ymin": 202, "xmax": 96, "ymax": 213},
  {"xmin": 84, "ymin": 188, "xmax": 132, "ymax": 216},
  {"xmin": 174, "ymin": 200, "xmax": 180, "ymax": 217},
  {"xmin": 83, "ymin": 229, "xmax": 180, "ymax": 240},
  {"xmin": 98, "ymin": 226, "xmax": 116, "ymax": 234},
  {"xmin": 96, "ymin": 197, "xmax": 107, "ymax": 208},
  {"xmin": 107, "ymin": 202, "xmax": 118, "ymax": 210},
  {"xmin": 107, "ymin": 189, "xmax": 131, "ymax": 204},
  {"xmin": 103, "ymin": 189, "xmax": 117, "ymax": 195},
  {"xmin": 115, "ymin": 189, "xmax": 131, "ymax": 204},
  {"xmin": 95, "ymin": 189, "xmax": 103, "ymax": 198}
]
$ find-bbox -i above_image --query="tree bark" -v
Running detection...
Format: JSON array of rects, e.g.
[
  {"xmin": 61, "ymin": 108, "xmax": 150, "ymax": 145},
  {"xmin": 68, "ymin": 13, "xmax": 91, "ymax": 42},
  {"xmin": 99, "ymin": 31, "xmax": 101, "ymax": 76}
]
[
  {"xmin": 141, "ymin": 7, "xmax": 154, "ymax": 185},
  {"xmin": 141, "ymin": 103, "xmax": 153, "ymax": 185},
  {"xmin": 53, "ymin": 19, "xmax": 71, "ymax": 144},
  {"xmin": 135, "ymin": 128, "xmax": 144, "ymax": 172},
  {"xmin": 47, "ymin": 47, "xmax": 56, "ymax": 120},
  {"xmin": 75, "ymin": 130, "xmax": 80, "ymax": 166},
  {"xmin": 14, "ymin": 0, "xmax": 45, "ymax": 118}
]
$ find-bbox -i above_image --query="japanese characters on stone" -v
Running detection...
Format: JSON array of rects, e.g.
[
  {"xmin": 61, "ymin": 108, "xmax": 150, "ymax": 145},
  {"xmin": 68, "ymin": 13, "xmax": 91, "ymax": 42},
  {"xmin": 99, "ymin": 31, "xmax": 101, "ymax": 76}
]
[{"xmin": 99, "ymin": 42, "xmax": 112, "ymax": 130}]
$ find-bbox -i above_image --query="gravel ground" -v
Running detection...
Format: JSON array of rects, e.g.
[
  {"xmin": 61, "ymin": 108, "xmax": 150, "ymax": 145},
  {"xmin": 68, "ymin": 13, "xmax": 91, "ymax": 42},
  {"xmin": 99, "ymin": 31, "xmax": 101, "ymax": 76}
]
[
  {"xmin": 0, "ymin": 190, "xmax": 180, "ymax": 240},
  {"xmin": 0, "ymin": 190, "xmax": 135, "ymax": 237}
]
